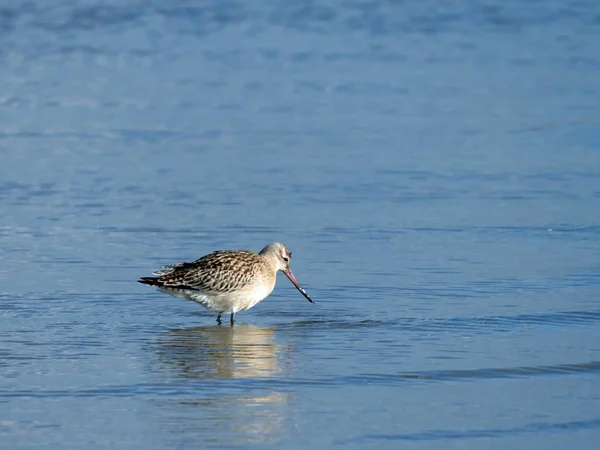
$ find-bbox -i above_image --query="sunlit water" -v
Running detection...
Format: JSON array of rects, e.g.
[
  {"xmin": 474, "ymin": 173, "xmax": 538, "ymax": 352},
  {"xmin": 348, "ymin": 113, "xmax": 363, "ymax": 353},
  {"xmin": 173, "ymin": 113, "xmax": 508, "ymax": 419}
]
[{"xmin": 1, "ymin": 1, "xmax": 600, "ymax": 449}]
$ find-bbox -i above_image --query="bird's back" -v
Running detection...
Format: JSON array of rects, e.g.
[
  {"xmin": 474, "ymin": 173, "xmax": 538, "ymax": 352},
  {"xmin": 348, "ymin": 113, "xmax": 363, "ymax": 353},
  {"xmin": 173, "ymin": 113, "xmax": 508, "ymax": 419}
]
[{"xmin": 140, "ymin": 249, "xmax": 267, "ymax": 293}]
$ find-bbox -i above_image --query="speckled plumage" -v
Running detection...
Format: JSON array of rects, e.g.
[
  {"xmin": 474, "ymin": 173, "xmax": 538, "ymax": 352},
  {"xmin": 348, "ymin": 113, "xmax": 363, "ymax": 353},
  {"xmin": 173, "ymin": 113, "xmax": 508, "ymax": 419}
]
[
  {"xmin": 138, "ymin": 242, "xmax": 314, "ymax": 325},
  {"xmin": 151, "ymin": 250, "xmax": 267, "ymax": 293}
]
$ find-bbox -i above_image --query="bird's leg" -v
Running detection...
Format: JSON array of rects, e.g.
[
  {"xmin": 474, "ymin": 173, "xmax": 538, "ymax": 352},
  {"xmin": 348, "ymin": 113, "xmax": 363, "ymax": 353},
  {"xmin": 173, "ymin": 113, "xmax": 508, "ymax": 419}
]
[
  {"xmin": 216, "ymin": 313, "xmax": 222, "ymax": 325},
  {"xmin": 230, "ymin": 312, "xmax": 235, "ymax": 326}
]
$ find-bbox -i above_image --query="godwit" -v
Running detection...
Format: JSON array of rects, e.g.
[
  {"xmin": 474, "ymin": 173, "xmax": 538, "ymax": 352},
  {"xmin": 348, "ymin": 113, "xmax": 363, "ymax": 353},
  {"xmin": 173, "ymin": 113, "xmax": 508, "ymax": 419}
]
[{"xmin": 138, "ymin": 242, "xmax": 314, "ymax": 325}]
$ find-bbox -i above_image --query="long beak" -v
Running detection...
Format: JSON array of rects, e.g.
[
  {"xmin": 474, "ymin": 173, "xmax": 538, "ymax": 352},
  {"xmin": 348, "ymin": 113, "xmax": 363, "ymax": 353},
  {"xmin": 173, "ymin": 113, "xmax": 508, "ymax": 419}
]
[{"xmin": 283, "ymin": 269, "xmax": 314, "ymax": 303}]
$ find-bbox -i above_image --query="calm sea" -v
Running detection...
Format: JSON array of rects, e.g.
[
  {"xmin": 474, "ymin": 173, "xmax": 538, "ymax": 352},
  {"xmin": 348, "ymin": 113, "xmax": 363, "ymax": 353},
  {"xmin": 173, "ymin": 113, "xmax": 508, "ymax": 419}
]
[{"xmin": 1, "ymin": 1, "xmax": 599, "ymax": 448}]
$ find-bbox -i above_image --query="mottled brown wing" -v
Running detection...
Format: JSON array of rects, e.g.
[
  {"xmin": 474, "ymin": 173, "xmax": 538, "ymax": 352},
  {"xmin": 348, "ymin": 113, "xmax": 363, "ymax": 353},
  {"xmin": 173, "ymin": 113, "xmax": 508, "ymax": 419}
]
[{"xmin": 157, "ymin": 250, "xmax": 261, "ymax": 293}]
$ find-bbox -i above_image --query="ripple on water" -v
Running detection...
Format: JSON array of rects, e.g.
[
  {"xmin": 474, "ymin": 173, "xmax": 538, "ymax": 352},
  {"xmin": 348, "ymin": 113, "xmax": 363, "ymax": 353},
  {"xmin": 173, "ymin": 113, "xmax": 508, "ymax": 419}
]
[
  {"xmin": 270, "ymin": 309, "xmax": 600, "ymax": 334},
  {"xmin": 353, "ymin": 418, "xmax": 600, "ymax": 442},
  {"xmin": 3, "ymin": 358, "xmax": 599, "ymax": 399}
]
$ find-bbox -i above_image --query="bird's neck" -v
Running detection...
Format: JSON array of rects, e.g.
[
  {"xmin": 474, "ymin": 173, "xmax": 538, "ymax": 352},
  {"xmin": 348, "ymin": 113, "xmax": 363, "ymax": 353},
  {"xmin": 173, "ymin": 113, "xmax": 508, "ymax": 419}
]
[{"xmin": 261, "ymin": 251, "xmax": 280, "ymax": 274}]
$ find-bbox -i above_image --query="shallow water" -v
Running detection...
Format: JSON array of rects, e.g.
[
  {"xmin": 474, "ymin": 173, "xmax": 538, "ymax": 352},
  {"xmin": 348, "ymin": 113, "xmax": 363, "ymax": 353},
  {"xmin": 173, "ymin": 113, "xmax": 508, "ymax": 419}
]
[{"xmin": 1, "ymin": 0, "xmax": 600, "ymax": 449}]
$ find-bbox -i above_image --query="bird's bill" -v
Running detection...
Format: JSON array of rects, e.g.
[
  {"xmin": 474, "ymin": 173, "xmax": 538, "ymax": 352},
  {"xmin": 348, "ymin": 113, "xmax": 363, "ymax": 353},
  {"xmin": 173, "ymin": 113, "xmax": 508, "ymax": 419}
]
[{"xmin": 283, "ymin": 269, "xmax": 314, "ymax": 303}]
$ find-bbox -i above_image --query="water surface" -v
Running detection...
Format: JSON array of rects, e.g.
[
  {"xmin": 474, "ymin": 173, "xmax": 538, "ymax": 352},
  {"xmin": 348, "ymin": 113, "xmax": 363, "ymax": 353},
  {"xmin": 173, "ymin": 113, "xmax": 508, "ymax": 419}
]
[{"xmin": 1, "ymin": 1, "xmax": 599, "ymax": 448}]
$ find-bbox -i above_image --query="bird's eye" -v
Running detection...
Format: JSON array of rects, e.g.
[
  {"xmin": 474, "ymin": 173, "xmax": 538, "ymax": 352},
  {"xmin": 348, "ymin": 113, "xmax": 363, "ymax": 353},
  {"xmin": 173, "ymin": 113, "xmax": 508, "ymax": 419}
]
[{"xmin": 283, "ymin": 256, "xmax": 289, "ymax": 262}]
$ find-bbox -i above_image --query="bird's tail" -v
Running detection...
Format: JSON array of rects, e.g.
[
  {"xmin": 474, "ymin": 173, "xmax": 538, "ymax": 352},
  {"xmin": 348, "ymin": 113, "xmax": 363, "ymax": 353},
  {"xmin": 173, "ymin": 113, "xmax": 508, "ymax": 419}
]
[{"xmin": 138, "ymin": 277, "xmax": 162, "ymax": 286}]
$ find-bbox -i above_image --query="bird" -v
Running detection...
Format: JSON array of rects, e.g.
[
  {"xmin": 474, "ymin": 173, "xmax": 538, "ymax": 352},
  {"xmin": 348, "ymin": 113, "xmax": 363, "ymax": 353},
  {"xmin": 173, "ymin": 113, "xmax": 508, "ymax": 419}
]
[{"xmin": 138, "ymin": 242, "xmax": 314, "ymax": 325}]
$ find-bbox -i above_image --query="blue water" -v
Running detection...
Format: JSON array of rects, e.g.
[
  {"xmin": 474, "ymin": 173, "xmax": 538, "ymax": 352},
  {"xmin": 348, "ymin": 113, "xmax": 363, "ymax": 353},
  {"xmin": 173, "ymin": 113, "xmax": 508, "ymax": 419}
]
[{"xmin": 1, "ymin": 1, "xmax": 600, "ymax": 448}]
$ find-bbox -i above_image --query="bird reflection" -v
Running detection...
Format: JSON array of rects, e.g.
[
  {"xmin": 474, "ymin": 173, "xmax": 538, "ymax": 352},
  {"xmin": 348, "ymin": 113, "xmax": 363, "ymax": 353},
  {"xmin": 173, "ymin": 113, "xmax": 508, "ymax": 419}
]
[
  {"xmin": 153, "ymin": 324, "xmax": 292, "ymax": 446},
  {"xmin": 155, "ymin": 324, "xmax": 287, "ymax": 379}
]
